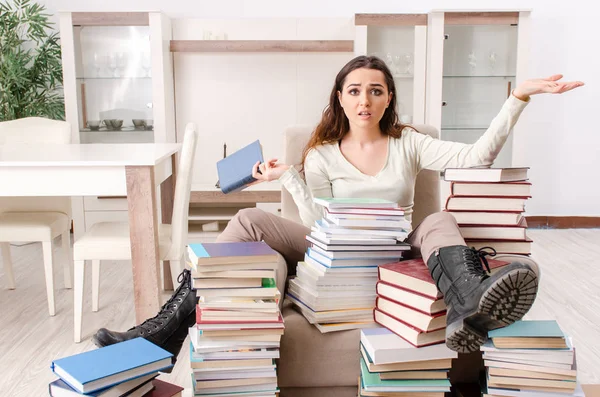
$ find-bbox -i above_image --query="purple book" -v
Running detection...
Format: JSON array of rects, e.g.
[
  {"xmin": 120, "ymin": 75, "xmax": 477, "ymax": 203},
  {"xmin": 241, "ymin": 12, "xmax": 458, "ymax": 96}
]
[{"xmin": 187, "ymin": 242, "xmax": 278, "ymax": 266}]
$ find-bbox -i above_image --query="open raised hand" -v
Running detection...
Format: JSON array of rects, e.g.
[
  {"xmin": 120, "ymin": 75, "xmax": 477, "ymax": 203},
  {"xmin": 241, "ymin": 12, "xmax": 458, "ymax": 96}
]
[{"xmin": 513, "ymin": 74, "xmax": 584, "ymax": 101}]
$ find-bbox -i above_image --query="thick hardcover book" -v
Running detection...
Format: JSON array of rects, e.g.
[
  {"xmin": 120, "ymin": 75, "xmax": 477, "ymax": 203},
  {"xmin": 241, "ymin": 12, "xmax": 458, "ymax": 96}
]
[
  {"xmin": 443, "ymin": 167, "xmax": 529, "ymax": 182},
  {"xmin": 187, "ymin": 242, "xmax": 278, "ymax": 267},
  {"xmin": 378, "ymin": 257, "xmax": 509, "ymax": 299},
  {"xmin": 216, "ymin": 140, "xmax": 264, "ymax": 194},
  {"xmin": 50, "ymin": 338, "xmax": 172, "ymax": 394}
]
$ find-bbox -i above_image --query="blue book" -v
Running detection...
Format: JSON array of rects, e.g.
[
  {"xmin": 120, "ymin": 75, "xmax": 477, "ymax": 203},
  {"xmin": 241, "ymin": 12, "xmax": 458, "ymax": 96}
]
[
  {"xmin": 187, "ymin": 242, "xmax": 278, "ymax": 269},
  {"xmin": 48, "ymin": 373, "xmax": 156, "ymax": 397},
  {"xmin": 488, "ymin": 320, "xmax": 565, "ymax": 338},
  {"xmin": 50, "ymin": 338, "xmax": 172, "ymax": 394},
  {"xmin": 216, "ymin": 139, "xmax": 264, "ymax": 194}
]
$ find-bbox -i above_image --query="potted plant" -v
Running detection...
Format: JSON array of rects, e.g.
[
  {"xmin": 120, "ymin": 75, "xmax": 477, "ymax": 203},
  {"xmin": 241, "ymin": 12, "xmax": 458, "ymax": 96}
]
[{"xmin": 0, "ymin": 0, "xmax": 64, "ymax": 121}]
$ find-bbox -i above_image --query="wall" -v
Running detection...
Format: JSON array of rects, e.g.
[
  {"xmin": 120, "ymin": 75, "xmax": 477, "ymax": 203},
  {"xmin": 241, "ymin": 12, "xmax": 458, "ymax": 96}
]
[{"xmin": 42, "ymin": 0, "xmax": 599, "ymax": 216}]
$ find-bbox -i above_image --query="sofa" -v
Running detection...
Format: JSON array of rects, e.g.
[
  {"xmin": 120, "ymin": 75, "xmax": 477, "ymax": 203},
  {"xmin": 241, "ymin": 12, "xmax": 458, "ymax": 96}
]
[{"xmin": 273, "ymin": 124, "xmax": 541, "ymax": 397}]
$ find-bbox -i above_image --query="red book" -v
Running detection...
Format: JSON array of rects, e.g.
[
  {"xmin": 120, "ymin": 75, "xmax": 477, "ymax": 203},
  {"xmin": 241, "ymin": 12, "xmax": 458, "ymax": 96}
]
[
  {"xmin": 378, "ymin": 257, "xmax": 509, "ymax": 299},
  {"xmin": 375, "ymin": 296, "xmax": 447, "ymax": 333},
  {"xmin": 145, "ymin": 379, "xmax": 184, "ymax": 397},
  {"xmin": 450, "ymin": 181, "xmax": 532, "ymax": 197},
  {"xmin": 373, "ymin": 308, "xmax": 445, "ymax": 347},
  {"xmin": 376, "ymin": 280, "xmax": 446, "ymax": 314}
]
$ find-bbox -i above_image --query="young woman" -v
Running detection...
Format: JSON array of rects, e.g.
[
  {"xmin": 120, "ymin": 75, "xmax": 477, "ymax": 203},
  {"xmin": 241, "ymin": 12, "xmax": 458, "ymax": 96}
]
[{"xmin": 93, "ymin": 56, "xmax": 583, "ymax": 357}]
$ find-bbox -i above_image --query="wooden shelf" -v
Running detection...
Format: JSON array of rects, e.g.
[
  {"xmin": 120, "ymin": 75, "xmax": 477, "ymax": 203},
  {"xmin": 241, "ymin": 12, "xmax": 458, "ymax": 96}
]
[
  {"xmin": 444, "ymin": 12, "xmax": 519, "ymax": 25},
  {"xmin": 188, "ymin": 207, "xmax": 239, "ymax": 221},
  {"xmin": 71, "ymin": 12, "xmax": 149, "ymax": 26},
  {"xmin": 170, "ymin": 40, "xmax": 354, "ymax": 53},
  {"xmin": 354, "ymin": 13, "xmax": 428, "ymax": 26},
  {"xmin": 190, "ymin": 190, "xmax": 281, "ymax": 204}
]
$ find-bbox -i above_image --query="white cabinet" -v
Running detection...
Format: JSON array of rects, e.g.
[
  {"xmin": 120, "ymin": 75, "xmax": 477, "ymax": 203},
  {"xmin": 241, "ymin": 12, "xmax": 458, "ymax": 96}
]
[{"xmin": 59, "ymin": 12, "xmax": 177, "ymax": 240}]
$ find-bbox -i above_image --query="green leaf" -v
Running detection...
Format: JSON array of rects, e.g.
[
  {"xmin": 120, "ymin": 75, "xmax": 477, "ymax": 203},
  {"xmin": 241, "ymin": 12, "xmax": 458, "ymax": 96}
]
[{"xmin": 0, "ymin": 0, "xmax": 64, "ymax": 120}]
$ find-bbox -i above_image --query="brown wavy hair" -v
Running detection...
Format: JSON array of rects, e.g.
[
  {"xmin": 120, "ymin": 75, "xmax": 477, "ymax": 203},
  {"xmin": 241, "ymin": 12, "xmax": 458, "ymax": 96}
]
[{"xmin": 301, "ymin": 55, "xmax": 409, "ymax": 168}]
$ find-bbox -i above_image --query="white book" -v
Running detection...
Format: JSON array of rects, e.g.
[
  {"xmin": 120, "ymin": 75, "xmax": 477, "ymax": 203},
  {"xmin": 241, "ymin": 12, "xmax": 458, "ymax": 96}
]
[
  {"xmin": 361, "ymin": 327, "xmax": 457, "ymax": 365},
  {"xmin": 443, "ymin": 167, "xmax": 529, "ymax": 182},
  {"xmin": 486, "ymin": 383, "xmax": 584, "ymax": 397},
  {"xmin": 306, "ymin": 249, "xmax": 393, "ymax": 269},
  {"xmin": 448, "ymin": 211, "xmax": 523, "ymax": 226},
  {"xmin": 315, "ymin": 321, "xmax": 378, "ymax": 333},
  {"xmin": 315, "ymin": 219, "xmax": 409, "ymax": 238},
  {"xmin": 309, "ymin": 230, "xmax": 397, "ymax": 245},
  {"xmin": 194, "ymin": 369, "xmax": 277, "ymax": 381},
  {"xmin": 310, "ymin": 245, "xmax": 405, "ymax": 260}
]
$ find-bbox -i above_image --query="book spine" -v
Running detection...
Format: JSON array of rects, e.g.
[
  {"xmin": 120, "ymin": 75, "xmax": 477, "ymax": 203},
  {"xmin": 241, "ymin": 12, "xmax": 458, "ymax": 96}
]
[{"xmin": 221, "ymin": 175, "xmax": 256, "ymax": 194}]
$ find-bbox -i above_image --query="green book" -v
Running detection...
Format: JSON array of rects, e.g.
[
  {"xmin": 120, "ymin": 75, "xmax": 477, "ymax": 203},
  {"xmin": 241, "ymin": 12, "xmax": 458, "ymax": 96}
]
[
  {"xmin": 359, "ymin": 357, "xmax": 450, "ymax": 392},
  {"xmin": 488, "ymin": 320, "xmax": 565, "ymax": 338},
  {"xmin": 261, "ymin": 278, "xmax": 276, "ymax": 288}
]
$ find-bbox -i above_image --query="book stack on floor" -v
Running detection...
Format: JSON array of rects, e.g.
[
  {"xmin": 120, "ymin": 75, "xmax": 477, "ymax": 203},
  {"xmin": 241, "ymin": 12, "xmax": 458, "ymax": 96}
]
[
  {"xmin": 443, "ymin": 167, "xmax": 533, "ymax": 255},
  {"xmin": 481, "ymin": 320, "xmax": 583, "ymax": 397},
  {"xmin": 286, "ymin": 197, "xmax": 412, "ymax": 333},
  {"xmin": 375, "ymin": 257, "xmax": 510, "ymax": 349},
  {"xmin": 358, "ymin": 327, "xmax": 457, "ymax": 396},
  {"xmin": 482, "ymin": 320, "xmax": 584, "ymax": 397},
  {"xmin": 49, "ymin": 338, "xmax": 175, "ymax": 397},
  {"xmin": 187, "ymin": 242, "xmax": 283, "ymax": 397}
]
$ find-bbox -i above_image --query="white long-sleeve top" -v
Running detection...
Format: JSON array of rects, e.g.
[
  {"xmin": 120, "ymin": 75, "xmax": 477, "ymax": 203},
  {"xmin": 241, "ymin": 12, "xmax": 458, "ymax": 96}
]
[{"xmin": 278, "ymin": 94, "xmax": 529, "ymax": 228}]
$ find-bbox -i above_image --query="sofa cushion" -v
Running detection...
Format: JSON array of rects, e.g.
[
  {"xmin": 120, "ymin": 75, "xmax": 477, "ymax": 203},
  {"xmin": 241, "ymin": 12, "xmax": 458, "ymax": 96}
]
[{"xmin": 277, "ymin": 300, "xmax": 361, "ymax": 388}]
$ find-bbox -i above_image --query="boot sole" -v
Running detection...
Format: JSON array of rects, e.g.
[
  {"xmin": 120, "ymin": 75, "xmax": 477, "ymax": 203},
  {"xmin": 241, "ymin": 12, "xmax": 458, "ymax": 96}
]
[
  {"xmin": 445, "ymin": 268, "xmax": 538, "ymax": 353},
  {"xmin": 477, "ymin": 268, "xmax": 538, "ymax": 330}
]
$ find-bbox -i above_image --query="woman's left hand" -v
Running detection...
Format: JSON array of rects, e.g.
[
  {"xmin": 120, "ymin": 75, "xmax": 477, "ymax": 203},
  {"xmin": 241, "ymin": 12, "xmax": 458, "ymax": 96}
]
[{"xmin": 513, "ymin": 74, "xmax": 584, "ymax": 101}]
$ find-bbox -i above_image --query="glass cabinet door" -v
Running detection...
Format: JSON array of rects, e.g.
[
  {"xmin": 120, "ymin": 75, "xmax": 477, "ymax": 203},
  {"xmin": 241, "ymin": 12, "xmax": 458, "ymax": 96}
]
[
  {"xmin": 440, "ymin": 16, "xmax": 519, "ymax": 167},
  {"xmin": 356, "ymin": 14, "xmax": 427, "ymax": 125},
  {"xmin": 73, "ymin": 25, "xmax": 154, "ymax": 143}
]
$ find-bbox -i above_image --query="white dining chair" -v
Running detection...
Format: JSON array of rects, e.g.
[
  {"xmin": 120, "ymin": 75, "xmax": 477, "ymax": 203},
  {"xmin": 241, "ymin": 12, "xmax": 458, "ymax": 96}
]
[
  {"xmin": 0, "ymin": 117, "xmax": 73, "ymax": 316},
  {"xmin": 72, "ymin": 122, "xmax": 198, "ymax": 342}
]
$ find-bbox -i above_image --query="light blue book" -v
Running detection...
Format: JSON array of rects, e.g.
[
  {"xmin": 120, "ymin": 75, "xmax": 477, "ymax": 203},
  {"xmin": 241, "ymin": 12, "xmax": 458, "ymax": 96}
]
[
  {"xmin": 50, "ymin": 338, "xmax": 172, "ymax": 394},
  {"xmin": 488, "ymin": 320, "xmax": 565, "ymax": 338},
  {"xmin": 48, "ymin": 373, "xmax": 156, "ymax": 397},
  {"xmin": 216, "ymin": 139, "xmax": 264, "ymax": 194},
  {"xmin": 359, "ymin": 357, "xmax": 451, "ymax": 392}
]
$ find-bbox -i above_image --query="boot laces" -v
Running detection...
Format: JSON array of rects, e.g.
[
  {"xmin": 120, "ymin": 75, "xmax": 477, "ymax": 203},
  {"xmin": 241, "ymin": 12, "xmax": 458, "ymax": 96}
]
[
  {"xmin": 464, "ymin": 246, "xmax": 497, "ymax": 280},
  {"xmin": 132, "ymin": 269, "xmax": 192, "ymax": 334}
]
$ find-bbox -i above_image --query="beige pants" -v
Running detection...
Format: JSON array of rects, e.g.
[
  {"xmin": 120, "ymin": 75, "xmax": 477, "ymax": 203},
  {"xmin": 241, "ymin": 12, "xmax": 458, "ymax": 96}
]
[{"xmin": 216, "ymin": 209, "xmax": 465, "ymax": 296}]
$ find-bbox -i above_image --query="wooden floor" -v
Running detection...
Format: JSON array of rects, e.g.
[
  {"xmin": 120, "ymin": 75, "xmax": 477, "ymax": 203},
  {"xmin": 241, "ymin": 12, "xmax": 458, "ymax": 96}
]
[{"xmin": 0, "ymin": 228, "xmax": 599, "ymax": 396}]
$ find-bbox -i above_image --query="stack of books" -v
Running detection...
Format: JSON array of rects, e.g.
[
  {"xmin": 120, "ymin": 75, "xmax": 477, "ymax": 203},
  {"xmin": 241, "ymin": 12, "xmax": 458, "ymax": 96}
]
[
  {"xmin": 187, "ymin": 242, "xmax": 284, "ymax": 397},
  {"xmin": 482, "ymin": 320, "xmax": 584, "ymax": 397},
  {"xmin": 443, "ymin": 167, "xmax": 533, "ymax": 255},
  {"xmin": 375, "ymin": 257, "xmax": 509, "ymax": 348},
  {"xmin": 358, "ymin": 327, "xmax": 457, "ymax": 396},
  {"xmin": 49, "ymin": 338, "xmax": 174, "ymax": 396},
  {"xmin": 286, "ymin": 197, "xmax": 412, "ymax": 333}
]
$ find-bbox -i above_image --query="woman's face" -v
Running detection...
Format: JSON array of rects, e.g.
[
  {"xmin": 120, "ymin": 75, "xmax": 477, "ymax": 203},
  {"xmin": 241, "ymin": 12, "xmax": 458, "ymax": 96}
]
[{"xmin": 337, "ymin": 67, "xmax": 392, "ymax": 131}]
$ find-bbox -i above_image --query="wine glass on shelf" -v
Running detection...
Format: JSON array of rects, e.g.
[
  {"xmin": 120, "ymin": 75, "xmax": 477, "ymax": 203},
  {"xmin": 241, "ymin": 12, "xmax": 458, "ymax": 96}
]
[
  {"xmin": 141, "ymin": 53, "xmax": 152, "ymax": 78},
  {"xmin": 108, "ymin": 53, "xmax": 118, "ymax": 78},
  {"xmin": 468, "ymin": 51, "xmax": 477, "ymax": 75},
  {"xmin": 117, "ymin": 52, "xmax": 127, "ymax": 78},
  {"xmin": 92, "ymin": 52, "xmax": 101, "ymax": 78},
  {"xmin": 488, "ymin": 51, "xmax": 497, "ymax": 75},
  {"xmin": 403, "ymin": 53, "xmax": 413, "ymax": 75}
]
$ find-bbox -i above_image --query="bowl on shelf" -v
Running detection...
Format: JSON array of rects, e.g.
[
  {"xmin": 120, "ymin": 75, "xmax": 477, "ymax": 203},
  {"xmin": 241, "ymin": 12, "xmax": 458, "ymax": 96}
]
[
  {"xmin": 132, "ymin": 119, "xmax": 145, "ymax": 130},
  {"xmin": 87, "ymin": 120, "xmax": 100, "ymax": 131},
  {"xmin": 144, "ymin": 119, "xmax": 153, "ymax": 131},
  {"xmin": 102, "ymin": 119, "xmax": 123, "ymax": 131}
]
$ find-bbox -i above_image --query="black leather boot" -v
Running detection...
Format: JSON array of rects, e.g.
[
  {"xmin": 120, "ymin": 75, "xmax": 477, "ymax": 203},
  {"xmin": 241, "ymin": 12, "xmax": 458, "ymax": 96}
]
[
  {"xmin": 427, "ymin": 246, "xmax": 538, "ymax": 353},
  {"xmin": 92, "ymin": 269, "xmax": 197, "ymax": 370}
]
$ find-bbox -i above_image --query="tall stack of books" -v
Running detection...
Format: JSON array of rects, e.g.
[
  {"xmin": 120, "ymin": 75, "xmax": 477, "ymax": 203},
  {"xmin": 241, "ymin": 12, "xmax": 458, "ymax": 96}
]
[
  {"xmin": 482, "ymin": 320, "xmax": 584, "ymax": 397},
  {"xmin": 49, "ymin": 338, "xmax": 174, "ymax": 397},
  {"xmin": 375, "ymin": 257, "xmax": 510, "ymax": 350},
  {"xmin": 187, "ymin": 242, "xmax": 284, "ymax": 397},
  {"xmin": 443, "ymin": 167, "xmax": 533, "ymax": 255},
  {"xmin": 286, "ymin": 197, "xmax": 412, "ymax": 333},
  {"xmin": 358, "ymin": 327, "xmax": 457, "ymax": 396}
]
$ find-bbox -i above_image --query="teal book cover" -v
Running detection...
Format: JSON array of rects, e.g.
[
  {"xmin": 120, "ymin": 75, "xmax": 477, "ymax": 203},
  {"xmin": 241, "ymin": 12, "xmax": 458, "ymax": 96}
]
[
  {"xmin": 488, "ymin": 320, "xmax": 565, "ymax": 338},
  {"xmin": 360, "ymin": 357, "xmax": 450, "ymax": 391}
]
